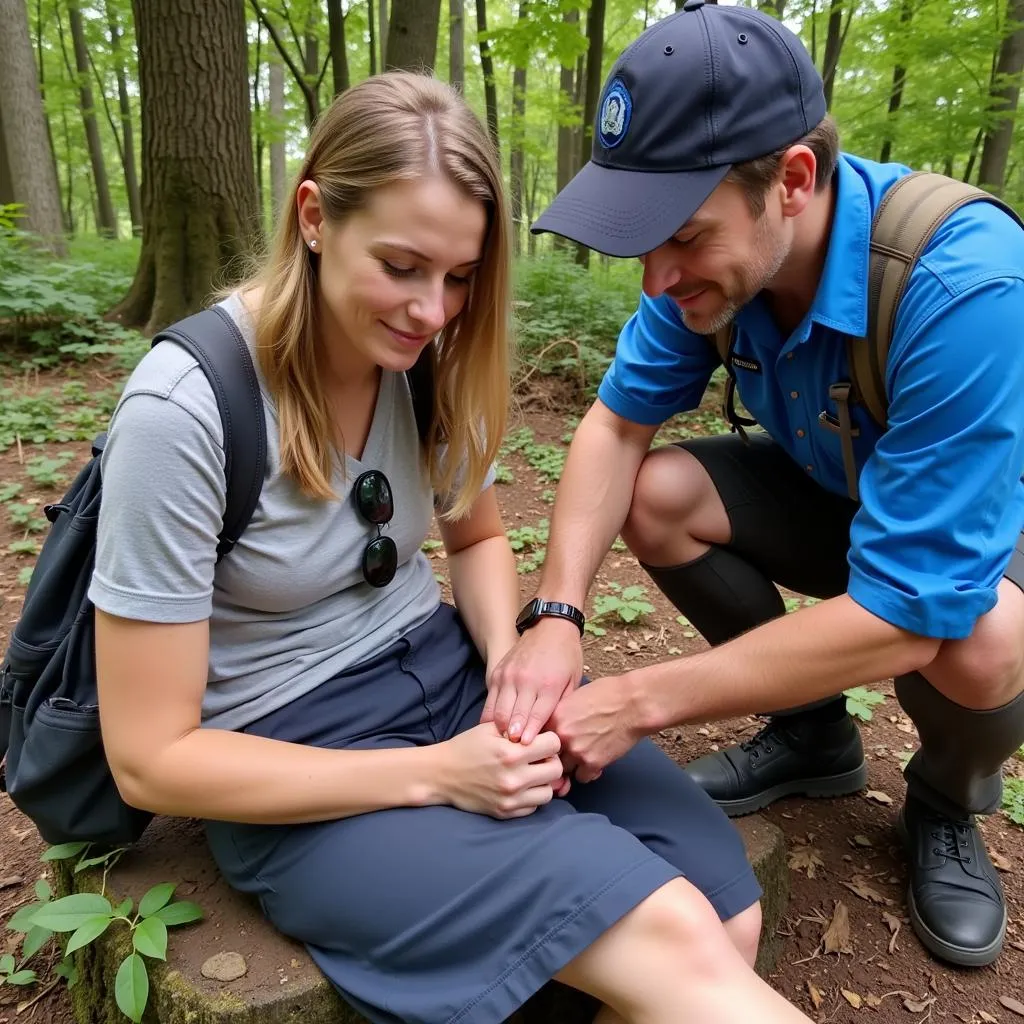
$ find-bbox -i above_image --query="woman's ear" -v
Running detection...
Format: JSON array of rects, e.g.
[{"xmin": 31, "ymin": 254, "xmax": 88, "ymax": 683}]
[{"xmin": 296, "ymin": 180, "xmax": 324, "ymax": 247}]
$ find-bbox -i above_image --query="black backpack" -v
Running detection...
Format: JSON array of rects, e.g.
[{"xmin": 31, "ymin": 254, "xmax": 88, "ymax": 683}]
[{"xmin": 0, "ymin": 306, "xmax": 434, "ymax": 847}]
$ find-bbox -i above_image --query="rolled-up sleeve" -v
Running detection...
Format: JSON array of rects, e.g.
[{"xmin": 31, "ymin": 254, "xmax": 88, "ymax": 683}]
[
  {"xmin": 598, "ymin": 293, "xmax": 719, "ymax": 426},
  {"xmin": 848, "ymin": 275, "xmax": 1024, "ymax": 639}
]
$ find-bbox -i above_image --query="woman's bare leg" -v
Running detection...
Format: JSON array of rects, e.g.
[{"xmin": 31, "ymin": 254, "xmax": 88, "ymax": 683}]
[{"xmin": 557, "ymin": 879, "xmax": 810, "ymax": 1024}]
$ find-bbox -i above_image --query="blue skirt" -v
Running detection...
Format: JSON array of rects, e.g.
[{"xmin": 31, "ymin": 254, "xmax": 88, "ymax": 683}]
[{"xmin": 205, "ymin": 604, "xmax": 761, "ymax": 1024}]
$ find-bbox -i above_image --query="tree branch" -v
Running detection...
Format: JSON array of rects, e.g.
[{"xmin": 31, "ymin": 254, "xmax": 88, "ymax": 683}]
[
  {"xmin": 87, "ymin": 48, "xmax": 125, "ymax": 165},
  {"xmin": 316, "ymin": 52, "xmax": 331, "ymax": 90},
  {"xmin": 278, "ymin": 3, "xmax": 306, "ymax": 60},
  {"xmin": 249, "ymin": 0, "xmax": 313, "ymax": 103}
]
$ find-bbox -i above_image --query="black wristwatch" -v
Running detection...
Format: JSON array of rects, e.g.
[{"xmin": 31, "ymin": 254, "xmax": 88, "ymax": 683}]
[{"xmin": 515, "ymin": 598, "xmax": 586, "ymax": 637}]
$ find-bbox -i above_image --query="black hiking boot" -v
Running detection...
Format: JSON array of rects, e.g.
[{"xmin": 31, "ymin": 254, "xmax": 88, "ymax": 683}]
[
  {"xmin": 898, "ymin": 795, "xmax": 1006, "ymax": 967},
  {"xmin": 683, "ymin": 713, "xmax": 868, "ymax": 817}
]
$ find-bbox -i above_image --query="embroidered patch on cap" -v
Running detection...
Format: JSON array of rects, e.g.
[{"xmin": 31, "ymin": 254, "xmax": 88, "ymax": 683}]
[{"xmin": 598, "ymin": 79, "xmax": 632, "ymax": 149}]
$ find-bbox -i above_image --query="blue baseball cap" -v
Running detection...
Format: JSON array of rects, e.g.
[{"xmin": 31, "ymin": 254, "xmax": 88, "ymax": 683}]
[{"xmin": 531, "ymin": 0, "xmax": 826, "ymax": 258}]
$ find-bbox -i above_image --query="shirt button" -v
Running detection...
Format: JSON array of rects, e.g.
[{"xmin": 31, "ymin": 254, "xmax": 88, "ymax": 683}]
[
  {"xmin": 786, "ymin": 352, "xmax": 795, "ymax": 360},
  {"xmin": 805, "ymin": 465, "xmax": 813, "ymax": 473},
  {"xmin": 790, "ymin": 390, "xmax": 799, "ymax": 399},
  {"xmin": 796, "ymin": 429, "xmax": 805, "ymax": 438}
]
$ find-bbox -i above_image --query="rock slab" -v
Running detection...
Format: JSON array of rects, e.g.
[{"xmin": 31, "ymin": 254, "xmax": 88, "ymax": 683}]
[{"xmin": 65, "ymin": 814, "xmax": 788, "ymax": 1024}]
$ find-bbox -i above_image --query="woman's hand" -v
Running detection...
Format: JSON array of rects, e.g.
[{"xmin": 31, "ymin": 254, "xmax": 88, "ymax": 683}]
[{"xmin": 433, "ymin": 723, "xmax": 564, "ymax": 819}]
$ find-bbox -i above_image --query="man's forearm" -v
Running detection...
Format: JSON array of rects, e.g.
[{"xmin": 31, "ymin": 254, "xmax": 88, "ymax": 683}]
[
  {"xmin": 540, "ymin": 404, "xmax": 655, "ymax": 607},
  {"xmin": 632, "ymin": 594, "xmax": 941, "ymax": 731}
]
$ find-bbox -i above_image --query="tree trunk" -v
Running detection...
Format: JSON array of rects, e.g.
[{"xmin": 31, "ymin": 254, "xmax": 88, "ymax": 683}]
[
  {"xmin": 386, "ymin": 0, "xmax": 441, "ymax": 71},
  {"xmin": 978, "ymin": 0, "xmax": 1024, "ymax": 194},
  {"xmin": 253, "ymin": 26, "xmax": 265, "ymax": 230},
  {"xmin": 327, "ymin": 0, "xmax": 350, "ymax": 95},
  {"xmin": 449, "ymin": 0, "xmax": 464, "ymax": 90},
  {"xmin": 368, "ymin": 0, "xmax": 378, "ymax": 76},
  {"xmin": 68, "ymin": 0, "xmax": 118, "ymax": 238},
  {"xmin": 509, "ymin": 0, "xmax": 529, "ymax": 256},
  {"xmin": 250, "ymin": 1, "xmax": 319, "ymax": 128},
  {"xmin": 0, "ymin": 0, "xmax": 66, "ymax": 252},
  {"xmin": 37, "ymin": 0, "xmax": 69, "ymax": 233},
  {"xmin": 475, "ymin": 0, "xmax": 499, "ymax": 155},
  {"xmin": 106, "ymin": 1, "xmax": 143, "ymax": 235},
  {"xmin": 0, "ymin": 106, "xmax": 12, "ymax": 206},
  {"xmin": 270, "ymin": 57, "xmax": 287, "ymax": 225},
  {"xmin": 113, "ymin": 0, "xmax": 258, "ymax": 333},
  {"xmin": 556, "ymin": 9, "xmax": 579, "ymax": 195},
  {"xmin": 963, "ymin": 125, "xmax": 985, "ymax": 183},
  {"xmin": 304, "ymin": 5, "xmax": 321, "ymax": 114},
  {"xmin": 379, "ymin": 0, "xmax": 389, "ymax": 73},
  {"xmin": 576, "ymin": 0, "xmax": 606, "ymax": 266},
  {"xmin": 821, "ymin": 0, "xmax": 844, "ymax": 110}
]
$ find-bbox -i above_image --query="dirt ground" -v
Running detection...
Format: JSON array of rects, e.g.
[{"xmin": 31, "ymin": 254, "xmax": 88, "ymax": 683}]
[{"xmin": 1, "ymin": 368, "xmax": 1023, "ymax": 1024}]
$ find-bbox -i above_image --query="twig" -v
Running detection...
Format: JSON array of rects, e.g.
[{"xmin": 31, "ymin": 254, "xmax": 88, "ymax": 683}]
[
  {"xmin": 15, "ymin": 978, "xmax": 59, "ymax": 1014},
  {"xmin": 516, "ymin": 338, "xmax": 586, "ymax": 392},
  {"xmin": 15, "ymin": 434, "xmax": 23, "ymax": 465}
]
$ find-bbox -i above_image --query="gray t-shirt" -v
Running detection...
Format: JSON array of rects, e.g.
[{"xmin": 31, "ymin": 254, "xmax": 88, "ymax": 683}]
[{"xmin": 88, "ymin": 295, "xmax": 485, "ymax": 730}]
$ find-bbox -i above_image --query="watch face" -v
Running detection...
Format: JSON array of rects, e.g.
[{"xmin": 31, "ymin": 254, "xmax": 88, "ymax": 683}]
[{"xmin": 516, "ymin": 598, "xmax": 541, "ymax": 630}]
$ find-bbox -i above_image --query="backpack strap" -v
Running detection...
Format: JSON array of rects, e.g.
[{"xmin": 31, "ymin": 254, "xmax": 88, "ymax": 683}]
[
  {"xmin": 828, "ymin": 171, "xmax": 1024, "ymax": 502},
  {"xmin": 152, "ymin": 306, "xmax": 267, "ymax": 562},
  {"xmin": 710, "ymin": 325, "xmax": 758, "ymax": 442}
]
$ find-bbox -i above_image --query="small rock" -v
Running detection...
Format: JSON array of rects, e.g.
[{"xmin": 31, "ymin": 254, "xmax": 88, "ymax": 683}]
[{"xmin": 201, "ymin": 952, "xmax": 248, "ymax": 982}]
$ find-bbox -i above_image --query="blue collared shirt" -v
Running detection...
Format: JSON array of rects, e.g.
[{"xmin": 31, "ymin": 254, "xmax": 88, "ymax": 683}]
[{"xmin": 598, "ymin": 153, "xmax": 1024, "ymax": 640}]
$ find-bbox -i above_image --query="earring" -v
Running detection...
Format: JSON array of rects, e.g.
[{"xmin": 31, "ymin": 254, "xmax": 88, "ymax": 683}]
[{"xmin": 309, "ymin": 239, "xmax": 318, "ymax": 250}]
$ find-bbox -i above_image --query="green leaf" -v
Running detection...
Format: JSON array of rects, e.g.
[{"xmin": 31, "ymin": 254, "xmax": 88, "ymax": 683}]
[
  {"xmin": 844, "ymin": 686, "xmax": 886, "ymax": 722},
  {"xmin": 6, "ymin": 969, "xmax": 37, "ymax": 985},
  {"xmin": 115, "ymin": 954, "xmax": 149, "ymax": 1023},
  {"xmin": 132, "ymin": 916, "xmax": 168, "ymax": 960},
  {"xmin": 0, "ymin": 953, "xmax": 14, "ymax": 973},
  {"xmin": 114, "ymin": 898, "xmax": 133, "ymax": 918},
  {"xmin": 75, "ymin": 853, "xmax": 120, "ymax": 873},
  {"xmin": 66, "ymin": 915, "xmax": 114, "ymax": 954},
  {"xmin": 55, "ymin": 957, "xmax": 79, "ymax": 988},
  {"xmin": 31, "ymin": 893, "xmax": 113, "ymax": 932},
  {"xmin": 41, "ymin": 842, "xmax": 89, "ymax": 862},
  {"xmin": 7, "ymin": 903, "xmax": 41, "ymax": 933},
  {"xmin": 21, "ymin": 925, "xmax": 53, "ymax": 961},
  {"xmin": 138, "ymin": 882, "xmax": 176, "ymax": 918},
  {"xmin": 153, "ymin": 901, "xmax": 204, "ymax": 927},
  {"xmin": 34, "ymin": 878, "xmax": 51, "ymax": 902}
]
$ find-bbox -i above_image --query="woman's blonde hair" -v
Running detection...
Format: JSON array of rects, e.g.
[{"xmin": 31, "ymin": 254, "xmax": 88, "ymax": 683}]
[{"xmin": 239, "ymin": 72, "xmax": 511, "ymax": 520}]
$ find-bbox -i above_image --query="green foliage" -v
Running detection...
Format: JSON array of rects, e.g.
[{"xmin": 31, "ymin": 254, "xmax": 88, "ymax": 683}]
[
  {"xmin": 588, "ymin": 583, "xmax": 656, "ymax": 634},
  {"xmin": 844, "ymin": 686, "xmax": 887, "ymax": 722},
  {"xmin": 500, "ymin": 426, "xmax": 566, "ymax": 483},
  {"xmin": 1003, "ymin": 777, "xmax": 1024, "ymax": 827},
  {"xmin": 507, "ymin": 519, "xmax": 549, "ymax": 573},
  {"xmin": 493, "ymin": 462, "xmax": 514, "ymax": 484},
  {"xmin": 3, "ymin": 843, "xmax": 204, "ymax": 1023}
]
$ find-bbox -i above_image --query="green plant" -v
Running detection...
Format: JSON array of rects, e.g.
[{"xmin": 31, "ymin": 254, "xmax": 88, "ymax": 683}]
[
  {"xmin": 844, "ymin": 686, "xmax": 886, "ymax": 722},
  {"xmin": 493, "ymin": 462, "xmax": 514, "ymax": 484},
  {"xmin": 588, "ymin": 583, "xmax": 656, "ymax": 634},
  {"xmin": 4, "ymin": 843, "xmax": 204, "ymax": 1023},
  {"xmin": 7, "ymin": 502, "xmax": 45, "ymax": 533},
  {"xmin": 421, "ymin": 539, "xmax": 443, "ymax": 553},
  {"xmin": 17, "ymin": 567, "xmax": 34, "ymax": 586},
  {"xmin": 0, "ymin": 482, "xmax": 23, "ymax": 503},
  {"xmin": 8, "ymin": 539, "xmax": 39, "ymax": 556},
  {"xmin": 1003, "ymin": 777, "xmax": 1024, "ymax": 826},
  {"xmin": 25, "ymin": 451, "xmax": 76, "ymax": 488},
  {"xmin": 507, "ymin": 519, "xmax": 549, "ymax": 574}
]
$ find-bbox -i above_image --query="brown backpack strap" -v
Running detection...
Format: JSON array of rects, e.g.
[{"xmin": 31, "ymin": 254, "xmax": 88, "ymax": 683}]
[
  {"xmin": 861, "ymin": 171, "xmax": 1024, "ymax": 428},
  {"xmin": 709, "ymin": 324, "xmax": 758, "ymax": 441}
]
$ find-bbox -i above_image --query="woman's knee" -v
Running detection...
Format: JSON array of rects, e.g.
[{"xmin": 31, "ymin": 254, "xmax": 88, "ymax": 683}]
[
  {"xmin": 621, "ymin": 447, "xmax": 728, "ymax": 565},
  {"xmin": 723, "ymin": 902, "xmax": 762, "ymax": 968}
]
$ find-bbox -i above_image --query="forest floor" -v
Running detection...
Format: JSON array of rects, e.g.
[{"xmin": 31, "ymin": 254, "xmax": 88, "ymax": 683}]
[{"xmin": 1, "ymin": 363, "xmax": 1023, "ymax": 1024}]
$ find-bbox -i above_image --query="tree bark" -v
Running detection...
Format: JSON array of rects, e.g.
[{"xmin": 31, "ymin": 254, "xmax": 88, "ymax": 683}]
[
  {"xmin": 556, "ymin": 9, "xmax": 579, "ymax": 194},
  {"xmin": 878, "ymin": 0, "xmax": 912, "ymax": 165},
  {"xmin": 113, "ymin": 0, "xmax": 259, "ymax": 333},
  {"xmin": 576, "ymin": 0, "xmax": 606, "ymax": 266},
  {"xmin": 368, "ymin": 0, "xmax": 378, "ymax": 76},
  {"xmin": 269, "ymin": 57, "xmax": 287, "ymax": 225},
  {"xmin": 68, "ymin": 0, "xmax": 118, "ymax": 238},
  {"xmin": 0, "ymin": 0, "xmax": 66, "ymax": 252},
  {"xmin": 475, "ymin": 0, "xmax": 499, "ymax": 155},
  {"xmin": 106, "ymin": 0, "xmax": 143, "ymax": 235},
  {"xmin": 509, "ymin": 0, "xmax": 529, "ymax": 256},
  {"xmin": 379, "ymin": 0, "xmax": 389, "ymax": 73},
  {"xmin": 327, "ymin": 0, "xmax": 350, "ymax": 95},
  {"xmin": 386, "ymin": 0, "xmax": 441, "ymax": 71},
  {"xmin": 449, "ymin": 0, "xmax": 465, "ymax": 90},
  {"xmin": 978, "ymin": 0, "xmax": 1024, "ymax": 194},
  {"xmin": 821, "ymin": 0, "xmax": 845, "ymax": 110},
  {"xmin": 0, "ymin": 106, "xmax": 13, "ymax": 206}
]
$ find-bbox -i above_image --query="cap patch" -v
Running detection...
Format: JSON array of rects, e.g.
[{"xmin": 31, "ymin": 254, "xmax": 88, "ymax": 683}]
[{"xmin": 598, "ymin": 79, "xmax": 632, "ymax": 149}]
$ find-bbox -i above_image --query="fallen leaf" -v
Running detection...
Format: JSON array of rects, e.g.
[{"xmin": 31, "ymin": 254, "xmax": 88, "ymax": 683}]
[
  {"xmin": 991, "ymin": 851, "xmax": 1012, "ymax": 871},
  {"xmin": 852, "ymin": 834, "xmax": 872, "ymax": 847},
  {"xmin": 842, "ymin": 875, "xmax": 893, "ymax": 905},
  {"xmin": 929, "ymin": 973, "xmax": 939, "ymax": 994},
  {"xmin": 904, "ymin": 995, "xmax": 935, "ymax": 1013},
  {"xmin": 807, "ymin": 982, "xmax": 823, "ymax": 1009},
  {"xmin": 788, "ymin": 845, "xmax": 825, "ymax": 879},
  {"xmin": 882, "ymin": 911, "xmax": 902, "ymax": 953},
  {"xmin": 865, "ymin": 993, "xmax": 883, "ymax": 1008},
  {"xmin": 1000, "ymin": 996, "xmax": 1024, "ymax": 1018},
  {"xmin": 865, "ymin": 790, "xmax": 894, "ymax": 805},
  {"xmin": 980, "ymin": 1012, "xmax": 998, "ymax": 1023},
  {"xmin": 842, "ymin": 989, "xmax": 863, "ymax": 1009},
  {"xmin": 821, "ymin": 900, "xmax": 853, "ymax": 955}
]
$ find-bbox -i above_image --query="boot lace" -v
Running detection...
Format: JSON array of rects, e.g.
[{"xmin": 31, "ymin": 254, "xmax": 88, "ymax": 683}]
[
  {"xmin": 738, "ymin": 718, "xmax": 782, "ymax": 761},
  {"xmin": 928, "ymin": 812, "xmax": 974, "ymax": 865}
]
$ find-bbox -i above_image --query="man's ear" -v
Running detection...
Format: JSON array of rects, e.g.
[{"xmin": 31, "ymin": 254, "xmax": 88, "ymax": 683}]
[
  {"xmin": 777, "ymin": 145, "xmax": 817, "ymax": 219},
  {"xmin": 296, "ymin": 180, "xmax": 324, "ymax": 243}
]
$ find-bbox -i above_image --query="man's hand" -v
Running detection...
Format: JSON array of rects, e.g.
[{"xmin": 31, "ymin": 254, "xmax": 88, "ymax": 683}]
[
  {"xmin": 548, "ymin": 674, "xmax": 648, "ymax": 782},
  {"xmin": 482, "ymin": 618, "xmax": 584, "ymax": 744}
]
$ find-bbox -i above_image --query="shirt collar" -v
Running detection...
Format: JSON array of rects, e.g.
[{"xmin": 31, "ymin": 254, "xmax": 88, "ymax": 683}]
[{"xmin": 802, "ymin": 153, "xmax": 871, "ymax": 341}]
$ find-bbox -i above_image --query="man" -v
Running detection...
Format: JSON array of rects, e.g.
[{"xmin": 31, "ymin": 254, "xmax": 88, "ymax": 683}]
[{"xmin": 487, "ymin": 0, "xmax": 1024, "ymax": 970}]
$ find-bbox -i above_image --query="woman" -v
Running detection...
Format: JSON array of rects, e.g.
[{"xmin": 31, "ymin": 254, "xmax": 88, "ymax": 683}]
[{"xmin": 89, "ymin": 72, "xmax": 811, "ymax": 1024}]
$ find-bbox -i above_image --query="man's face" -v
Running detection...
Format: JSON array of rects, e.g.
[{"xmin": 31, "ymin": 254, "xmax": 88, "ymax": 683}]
[{"xmin": 638, "ymin": 179, "xmax": 790, "ymax": 335}]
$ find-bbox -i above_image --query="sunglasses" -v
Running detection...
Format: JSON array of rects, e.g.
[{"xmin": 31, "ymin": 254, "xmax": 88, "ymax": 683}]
[{"xmin": 352, "ymin": 470, "xmax": 398, "ymax": 588}]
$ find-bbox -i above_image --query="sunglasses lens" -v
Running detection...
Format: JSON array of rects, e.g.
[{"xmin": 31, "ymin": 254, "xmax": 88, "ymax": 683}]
[
  {"xmin": 363, "ymin": 535, "xmax": 398, "ymax": 588},
  {"xmin": 353, "ymin": 471, "xmax": 394, "ymax": 525}
]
